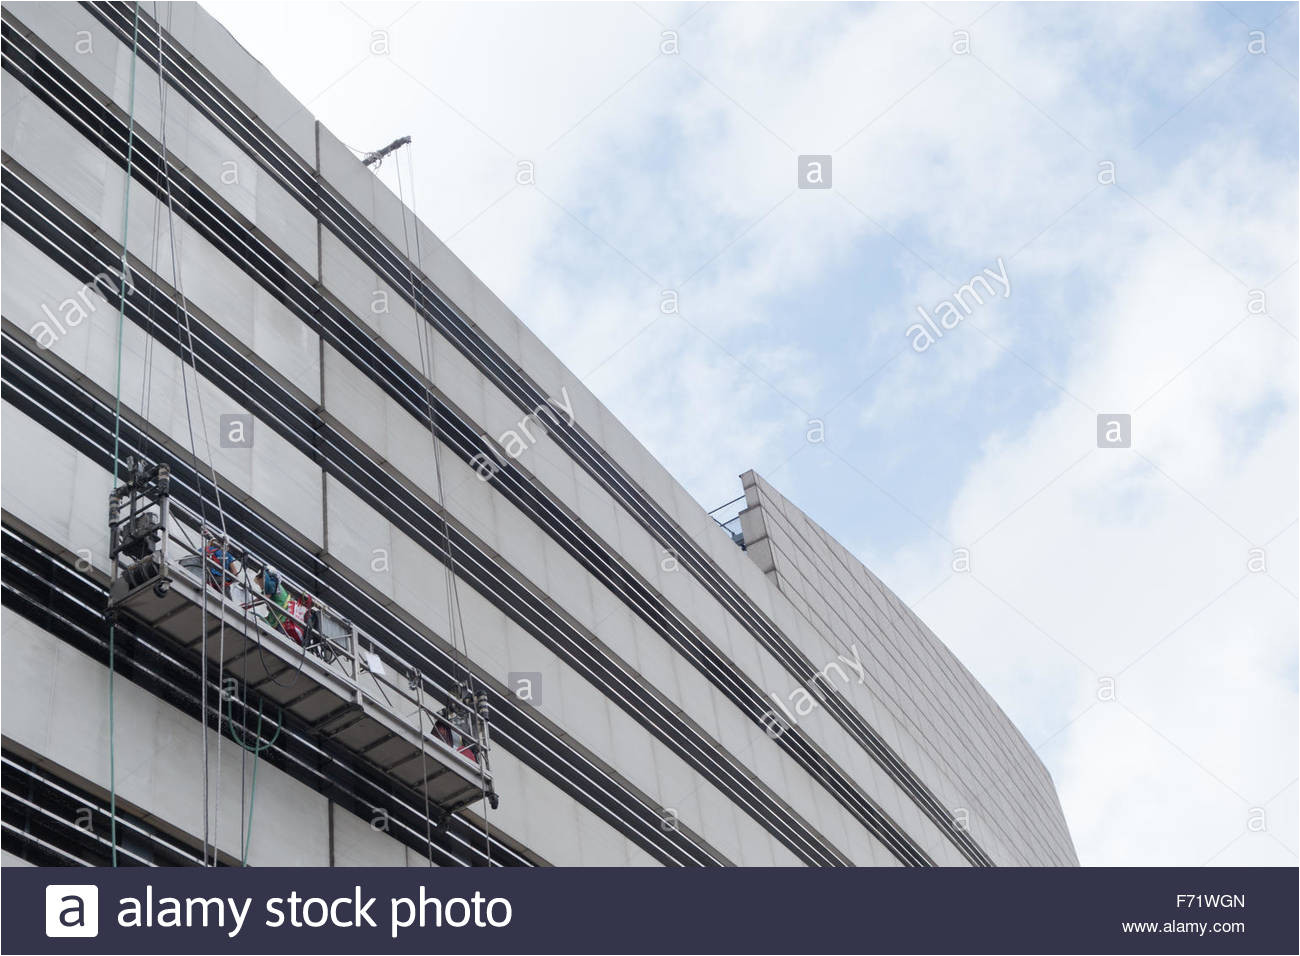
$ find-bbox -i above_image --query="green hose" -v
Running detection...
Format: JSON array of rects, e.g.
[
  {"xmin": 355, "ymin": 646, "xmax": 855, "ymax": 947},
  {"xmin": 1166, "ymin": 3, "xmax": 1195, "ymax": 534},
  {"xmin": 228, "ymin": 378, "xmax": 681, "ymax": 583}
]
[
  {"xmin": 241, "ymin": 708, "xmax": 262, "ymax": 867},
  {"xmin": 107, "ymin": 0, "xmax": 144, "ymax": 870},
  {"xmin": 223, "ymin": 694, "xmax": 282, "ymax": 866}
]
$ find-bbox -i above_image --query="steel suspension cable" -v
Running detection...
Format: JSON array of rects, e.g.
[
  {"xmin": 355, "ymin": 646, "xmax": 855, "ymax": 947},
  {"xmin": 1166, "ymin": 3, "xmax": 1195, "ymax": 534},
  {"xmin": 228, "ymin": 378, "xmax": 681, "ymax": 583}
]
[
  {"xmin": 398, "ymin": 143, "xmax": 493, "ymax": 865},
  {"xmin": 149, "ymin": 6, "xmax": 233, "ymax": 865},
  {"xmin": 394, "ymin": 155, "xmax": 443, "ymax": 869}
]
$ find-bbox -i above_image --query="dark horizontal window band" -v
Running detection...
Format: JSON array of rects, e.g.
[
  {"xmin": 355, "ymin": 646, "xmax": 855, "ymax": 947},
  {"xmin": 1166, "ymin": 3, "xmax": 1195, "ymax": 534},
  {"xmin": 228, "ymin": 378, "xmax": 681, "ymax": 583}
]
[
  {"xmin": 0, "ymin": 161, "xmax": 908, "ymax": 866},
  {"xmin": 0, "ymin": 17, "xmax": 317, "ymax": 329},
  {"xmin": 70, "ymin": 1, "xmax": 1004, "ymax": 865},
  {"xmin": 3, "ymin": 748, "xmax": 209, "ymax": 867},
  {"xmin": 0, "ymin": 350, "xmax": 729, "ymax": 871},
  {"xmin": 0, "ymin": 529, "xmax": 531, "ymax": 868},
  {"xmin": 84, "ymin": 2, "xmax": 319, "ymax": 209}
]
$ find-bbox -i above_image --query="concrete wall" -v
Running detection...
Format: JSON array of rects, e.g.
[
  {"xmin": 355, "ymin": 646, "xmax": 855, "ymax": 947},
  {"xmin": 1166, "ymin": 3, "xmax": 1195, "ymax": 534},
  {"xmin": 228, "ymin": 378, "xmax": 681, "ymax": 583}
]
[{"xmin": 0, "ymin": 0, "xmax": 1076, "ymax": 868}]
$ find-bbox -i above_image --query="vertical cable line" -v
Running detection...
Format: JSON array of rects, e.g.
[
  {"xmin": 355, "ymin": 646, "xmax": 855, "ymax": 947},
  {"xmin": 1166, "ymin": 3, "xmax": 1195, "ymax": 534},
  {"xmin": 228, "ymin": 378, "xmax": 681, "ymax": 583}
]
[
  {"xmin": 146, "ymin": 9, "xmax": 233, "ymax": 867},
  {"xmin": 395, "ymin": 144, "xmax": 493, "ymax": 866},
  {"xmin": 408, "ymin": 142, "xmax": 493, "ymax": 867},
  {"xmin": 105, "ymin": 0, "xmax": 144, "ymax": 870},
  {"xmin": 394, "ymin": 153, "xmax": 438, "ymax": 870}
]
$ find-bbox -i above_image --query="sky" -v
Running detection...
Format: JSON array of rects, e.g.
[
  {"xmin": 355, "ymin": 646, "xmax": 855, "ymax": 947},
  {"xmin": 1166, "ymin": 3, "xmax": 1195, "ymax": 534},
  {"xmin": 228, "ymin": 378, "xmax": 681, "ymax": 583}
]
[{"xmin": 204, "ymin": 0, "xmax": 1298, "ymax": 866}]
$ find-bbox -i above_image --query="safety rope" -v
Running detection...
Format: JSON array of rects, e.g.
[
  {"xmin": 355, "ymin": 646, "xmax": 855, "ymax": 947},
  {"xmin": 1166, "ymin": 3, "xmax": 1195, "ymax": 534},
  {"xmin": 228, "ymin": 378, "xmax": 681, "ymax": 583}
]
[
  {"xmin": 395, "ymin": 144, "xmax": 493, "ymax": 865},
  {"xmin": 394, "ymin": 155, "xmax": 441, "ymax": 868},
  {"xmin": 223, "ymin": 695, "xmax": 282, "ymax": 867},
  {"xmin": 107, "ymin": 0, "xmax": 145, "ymax": 870},
  {"xmin": 410, "ymin": 142, "xmax": 493, "ymax": 864},
  {"xmin": 394, "ymin": 156, "xmax": 472, "ymax": 686},
  {"xmin": 415, "ymin": 682, "xmax": 435, "ymax": 867},
  {"xmin": 149, "ymin": 4, "xmax": 232, "ymax": 866},
  {"xmin": 237, "ymin": 562, "xmax": 253, "ymax": 858},
  {"xmin": 137, "ymin": 149, "xmax": 161, "ymax": 435}
]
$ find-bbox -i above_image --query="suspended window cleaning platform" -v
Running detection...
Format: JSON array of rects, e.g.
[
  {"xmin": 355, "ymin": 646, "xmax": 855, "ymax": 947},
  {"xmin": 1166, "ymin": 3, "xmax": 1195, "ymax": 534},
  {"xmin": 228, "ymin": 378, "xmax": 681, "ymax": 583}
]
[{"xmin": 106, "ymin": 458, "xmax": 497, "ymax": 821}]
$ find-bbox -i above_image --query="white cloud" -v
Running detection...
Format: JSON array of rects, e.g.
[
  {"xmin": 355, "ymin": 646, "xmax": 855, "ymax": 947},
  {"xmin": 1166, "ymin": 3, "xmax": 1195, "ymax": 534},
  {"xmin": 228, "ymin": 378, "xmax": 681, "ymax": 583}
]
[{"xmin": 880, "ymin": 123, "xmax": 1297, "ymax": 865}]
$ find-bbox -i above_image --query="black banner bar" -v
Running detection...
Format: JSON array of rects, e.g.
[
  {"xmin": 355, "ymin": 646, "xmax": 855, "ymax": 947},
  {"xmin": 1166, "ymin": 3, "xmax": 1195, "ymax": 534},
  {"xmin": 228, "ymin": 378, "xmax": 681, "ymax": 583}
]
[{"xmin": 4, "ymin": 866, "xmax": 1296, "ymax": 954}]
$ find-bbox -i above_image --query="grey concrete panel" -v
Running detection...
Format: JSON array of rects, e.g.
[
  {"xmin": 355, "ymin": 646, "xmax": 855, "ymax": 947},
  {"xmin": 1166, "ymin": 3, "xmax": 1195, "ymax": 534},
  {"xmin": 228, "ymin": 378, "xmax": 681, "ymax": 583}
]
[
  {"xmin": 0, "ymin": 607, "xmax": 329, "ymax": 866},
  {"xmin": 7, "ymin": 3, "xmax": 318, "ymax": 276},
  {"xmin": 1, "ymin": 229, "xmax": 324, "ymax": 547},
  {"xmin": 330, "ymin": 804, "xmax": 411, "ymax": 867},
  {"xmin": 163, "ymin": 3, "xmax": 317, "ymax": 166},
  {"xmin": 2, "ymin": 403, "xmax": 114, "ymax": 576}
]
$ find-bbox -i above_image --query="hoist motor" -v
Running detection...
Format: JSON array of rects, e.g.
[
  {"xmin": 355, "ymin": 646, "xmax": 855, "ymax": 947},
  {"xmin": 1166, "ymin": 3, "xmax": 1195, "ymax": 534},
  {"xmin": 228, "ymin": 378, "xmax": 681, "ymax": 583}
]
[{"xmin": 113, "ymin": 511, "xmax": 162, "ymax": 561}]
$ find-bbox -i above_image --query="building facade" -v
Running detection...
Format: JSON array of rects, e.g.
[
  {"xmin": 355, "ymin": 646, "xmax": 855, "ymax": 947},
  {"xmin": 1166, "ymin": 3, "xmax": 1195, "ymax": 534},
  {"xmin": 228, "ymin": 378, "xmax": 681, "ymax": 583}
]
[{"xmin": 0, "ymin": 1, "xmax": 1078, "ymax": 868}]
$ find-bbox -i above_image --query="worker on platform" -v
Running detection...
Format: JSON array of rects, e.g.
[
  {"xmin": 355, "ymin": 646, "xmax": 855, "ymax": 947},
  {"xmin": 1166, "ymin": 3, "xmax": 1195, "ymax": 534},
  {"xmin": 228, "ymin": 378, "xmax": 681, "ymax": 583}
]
[
  {"xmin": 435, "ymin": 685, "xmax": 479, "ymax": 763},
  {"xmin": 202, "ymin": 535, "xmax": 240, "ymax": 594}
]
